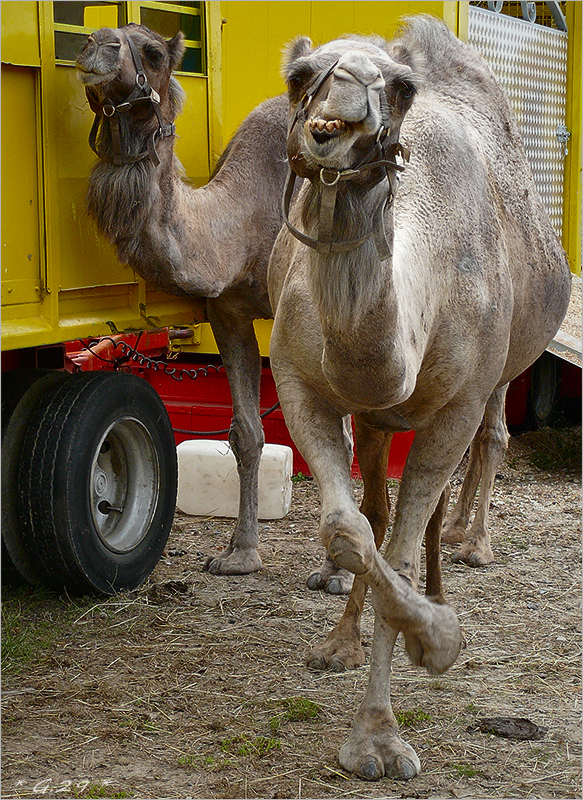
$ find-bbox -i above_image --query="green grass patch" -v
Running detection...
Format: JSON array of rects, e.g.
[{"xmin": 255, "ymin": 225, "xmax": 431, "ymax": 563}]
[
  {"xmin": 269, "ymin": 696, "xmax": 322, "ymax": 731},
  {"xmin": 291, "ymin": 471, "xmax": 311, "ymax": 483},
  {"xmin": 395, "ymin": 708, "xmax": 433, "ymax": 727},
  {"xmin": 450, "ymin": 763, "xmax": 479, "ymax": 778},
  {"xmin": 0, "ymin": 587, "xmax": 75, "ymax": 675},
  {"xmin": 220, "ymin": 734, "xmax": 281, "ymax": 758}
]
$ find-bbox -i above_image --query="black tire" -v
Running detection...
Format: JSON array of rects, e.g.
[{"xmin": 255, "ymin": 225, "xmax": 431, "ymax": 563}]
[
  {"xmin": 2, "ymin": 370, "xmax": 72, "ymax": 585},
  {"xmin": 17, "ymin": 371, "xmax": 177, "ymax": 595},
  {"xmin": 525, "ymin": 352, "xmax": 560, "ymax": 430}
]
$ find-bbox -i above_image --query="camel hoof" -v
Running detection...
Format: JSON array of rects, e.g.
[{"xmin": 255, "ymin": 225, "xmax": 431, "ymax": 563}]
[
  {"xmin": 203, "ymin": 549, "xmax": 263, "ymax": 576},
  {"xmin": 306, "ymin": 572, "xmax": 326, "ymax": 590},
  {"xmin": 325, "ymin": 577, "xmax": 345, "ymax": 595},
  {"xmin": 451, "ymin": 544, "xmax": 494, "ymax": 568},
  {"xmin": 391, "ymin": 755, "xmax": 420, "ymax": 781},
  {"xmin": 307, "ymin": 565, "xmax": 353, "ymax": 594},
  {"xmin": 359, "ymin": 759, "xmax": 383, "ymax": 781},
  {"xmin": 307, "ymin": 640, "xmax": 365, "ymax": 672},
  {"xmin": 339, "ymin": 729, "xmax": 420, "ymax": 782},
  {"xmin": 306, "ymin": 652, "xmax": 328, "ymax": 671},
  {"xmin": 403, "ymin": 602, "xmax": 462, "ymax": 675}
]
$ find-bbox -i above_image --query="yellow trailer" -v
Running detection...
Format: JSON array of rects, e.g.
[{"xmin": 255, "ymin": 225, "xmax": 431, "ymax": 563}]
[{"xmin": 1, "ymin": 1, "xmax": 580, "ymax": 594}]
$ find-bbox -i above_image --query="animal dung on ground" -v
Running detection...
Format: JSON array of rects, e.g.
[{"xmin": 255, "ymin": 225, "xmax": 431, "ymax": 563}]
[
  {"xmin": 467, "ymin": 717, "xmax": 548, "ymax": 740},
  {"xmin": 176, "ymin": 440, "xmax": 293, "ymax": 519}
]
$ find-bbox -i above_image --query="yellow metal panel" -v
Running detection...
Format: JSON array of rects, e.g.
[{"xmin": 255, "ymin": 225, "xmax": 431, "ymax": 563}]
[
  {"xmin": 174, "ymin": 76, "xmax": 211, "ymax": 185},
  {"xmin": 219, "ymin": 1, "xmax": 456, "ymax": 140},
  {"xmin": 187, "ymin": 319, "xmax": 273, "ymax": 357},
  {"xmin": 53, "ymin": 65, "xmax": 134, "ymax": 290},
  {"xmin": 83, "ymin": 4, "xmax": 119, "ymax": 28},
  {"xmin": 1, "ymin": 1, "xmax": 40, "ymax": 66},
  {"xmin": 1, "ymin": 66, "xmax": 43, "ymax": 309}
]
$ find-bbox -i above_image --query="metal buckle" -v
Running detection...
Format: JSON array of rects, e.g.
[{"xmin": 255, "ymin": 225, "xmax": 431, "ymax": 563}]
[{"xmin": 320, "ymin": 168, "xmax": 341, "ymax": 186}]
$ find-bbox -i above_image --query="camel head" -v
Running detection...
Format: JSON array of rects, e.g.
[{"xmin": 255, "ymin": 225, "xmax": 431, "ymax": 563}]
[
  {"xmin": 76, "ymin": 24, "xmax": 185, "ymax": 165},
  {"xmin": 282, "ymin": 35, "xmax": 419, "ymax": 178},
  {"xmin": 77, "ymin": 23, "xmax": 184, "ymax": 113}
]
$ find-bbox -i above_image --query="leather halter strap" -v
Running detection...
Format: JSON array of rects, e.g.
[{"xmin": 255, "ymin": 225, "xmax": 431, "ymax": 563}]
[
  {"xmin": 284, "ymin": 60, "xmax": 410, "ymax": 259},
  {"xmin": 86, "ymin": 33, "xmax": 175, "ymax": 167},
  {"xmin": 283, "ymin": 142, "xmax": 409, "ymax": 259}
]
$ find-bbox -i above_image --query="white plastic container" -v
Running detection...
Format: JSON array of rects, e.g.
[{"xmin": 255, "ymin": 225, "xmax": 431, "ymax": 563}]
[{"xmin": 176, "ymin": 440, "xmax": 293, "ymax": 519}]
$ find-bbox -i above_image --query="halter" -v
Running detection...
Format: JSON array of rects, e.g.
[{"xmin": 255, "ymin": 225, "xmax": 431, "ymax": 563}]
[
  {"xmin": 283, "ymin": 60, "xmax": 410, "ymax": 259},
  {"xmin": 86, "ymin": 33, "xmax": 175, "ymax": 167}
]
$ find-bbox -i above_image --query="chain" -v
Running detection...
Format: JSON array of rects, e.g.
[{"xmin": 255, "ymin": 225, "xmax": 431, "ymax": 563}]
[{"xmin": 75, "ymin": 336, "xmax": 281, "ymax": 436}]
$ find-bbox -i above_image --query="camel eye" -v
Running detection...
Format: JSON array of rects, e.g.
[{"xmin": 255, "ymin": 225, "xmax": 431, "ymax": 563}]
[
  {"xmin": 398, "ymin": 80, "xmax": 415, "ymax": 99},
  {"xmin": 287, "ymin": 63, "xmax": 313, "ymax": 98},
  {"xmin": 144, "ymin": 43, "xmax": 165, "ymax": 69},
  {"xmin": 288, "ymin": 74, "xmax": 304, "ymax": 91}
]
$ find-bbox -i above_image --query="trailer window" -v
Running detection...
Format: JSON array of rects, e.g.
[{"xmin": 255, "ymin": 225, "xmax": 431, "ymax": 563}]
[
  {"xmin": 53, "ymin": 2, "xmax": 124, "ymax": 62},
  {"xmin": 139, "ymin": 2, "xmax": 204, "ymax": 75}
]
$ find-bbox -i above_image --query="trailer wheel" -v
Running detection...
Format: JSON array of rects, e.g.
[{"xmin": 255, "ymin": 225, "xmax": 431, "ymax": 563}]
[
  {"xmin": 2, "ymin": 370, "xmax": 72, "ymax": 585},
  {"xmin": 525, "ymin": 352, "xmax": 560, "ymax": 429},
  {"xmin": 17, "ymin": 371, "xmax": 177, "ymax": 595}
]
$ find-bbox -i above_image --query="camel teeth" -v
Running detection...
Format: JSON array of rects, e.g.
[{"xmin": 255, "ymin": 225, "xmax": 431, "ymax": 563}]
[{"xmin": 308, "ymin": 118, "xmax": 346, "ymax": 133}]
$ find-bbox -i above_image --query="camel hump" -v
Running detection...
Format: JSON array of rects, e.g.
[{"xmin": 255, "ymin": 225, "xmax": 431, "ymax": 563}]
[
  {"xmin": 392, "ymin": 15, "xmax": 506, "ymax": 112},
  {"xmin": 211, "ymin": 93, "xmax": 289, "ymax": 180}
]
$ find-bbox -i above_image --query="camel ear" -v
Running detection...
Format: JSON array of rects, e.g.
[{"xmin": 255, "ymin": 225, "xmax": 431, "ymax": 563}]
[
  {"xmin": 167, "ymin": 31, "xmax": 185, "ymax": 71},
  {"xmin": 389, "ymin": 40, "xmax": 425, "ymax": 85},
  {"xmin": 281, "ymin": 35, "xmax": 313, "ymax": 78}
]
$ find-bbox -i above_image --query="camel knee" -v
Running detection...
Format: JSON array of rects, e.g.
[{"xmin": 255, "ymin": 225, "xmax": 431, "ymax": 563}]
[
  {"xmin": 320, "ymin": 509, "xmax": 376, "ymax": 576},
  {"xmin": 228, "ymin": 416, "xmax": 264, "ymax": 469}
]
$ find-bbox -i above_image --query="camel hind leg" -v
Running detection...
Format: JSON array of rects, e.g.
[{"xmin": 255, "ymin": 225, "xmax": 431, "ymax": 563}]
[
  {"xmin": 447, "ymin": 385, "xmax": 509, "ymax": 567},
  {"xmin": 307, "ymin": 417, "xmax": 392, "ymax": 671}
]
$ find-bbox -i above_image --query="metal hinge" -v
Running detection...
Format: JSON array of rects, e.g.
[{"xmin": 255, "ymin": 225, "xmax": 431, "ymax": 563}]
[{"xmin": 556, "ymin": 124, "xmax": 571, "ymax": 156}]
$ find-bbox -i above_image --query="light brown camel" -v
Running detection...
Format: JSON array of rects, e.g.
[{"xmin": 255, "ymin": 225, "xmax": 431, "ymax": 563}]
[
  {"xmin": 75, "ymin": 23, "xmax": 292, "ymax": 578},
  {"xmin": 268, "ymin": 16, "xmax": 571, "ymax": 780}
]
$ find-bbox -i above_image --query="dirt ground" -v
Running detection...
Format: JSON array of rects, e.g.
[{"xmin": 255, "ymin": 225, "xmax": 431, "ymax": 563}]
[{"xmin": 1, "ymin": 427, "xmax": 581, "ymax": 800}]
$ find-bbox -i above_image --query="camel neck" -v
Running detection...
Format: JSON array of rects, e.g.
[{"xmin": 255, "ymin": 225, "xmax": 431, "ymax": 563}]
[{"xmin": 304, "ymin": 178, "xmax": 396, "ymax": 331}]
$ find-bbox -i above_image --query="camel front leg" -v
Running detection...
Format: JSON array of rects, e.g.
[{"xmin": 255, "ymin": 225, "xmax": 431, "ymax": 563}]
[
  {"xmin": 202, "ymin": 301, "xmax": 263, "ymax": 575},
  {"xmin": 308, "ymin": 417, "xmax": 392, "ymax": 670},
  {"xmin": 339, "ymin": 613, "xmax": 420, "ymax": 780}
]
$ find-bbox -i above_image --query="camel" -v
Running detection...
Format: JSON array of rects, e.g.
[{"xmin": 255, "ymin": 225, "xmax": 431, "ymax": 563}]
[
  {"xmin": 268, "ymin": 16, "xmax": 571, "ymax": 780},
  {"xmin": 75, "ymin": 23, "xmax": 292, "ymax": 578}
]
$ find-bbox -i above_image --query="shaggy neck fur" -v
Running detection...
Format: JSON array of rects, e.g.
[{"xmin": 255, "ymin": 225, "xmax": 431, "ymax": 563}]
[{"xmin": 303, "ymin": 177, "xmax": 397, "ymax": 331}]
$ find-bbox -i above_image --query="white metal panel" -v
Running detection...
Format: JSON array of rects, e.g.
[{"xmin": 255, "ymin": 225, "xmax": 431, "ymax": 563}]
[{"xmin": 468, "ymin": 6, "xmax": 568, "ymax": 237}]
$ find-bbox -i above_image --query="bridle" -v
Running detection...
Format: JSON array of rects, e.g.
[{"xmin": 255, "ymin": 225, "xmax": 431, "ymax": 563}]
[
  {"xmin": 85, "ymin": 33, "xmax": 175, "ymax": 167},
  {"xmin": 283, "ymin": 59, "xmax": 410, "ymax": 259}
]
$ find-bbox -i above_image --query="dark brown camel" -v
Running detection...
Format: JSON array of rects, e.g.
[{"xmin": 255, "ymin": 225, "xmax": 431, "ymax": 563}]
[{"xmin": 76, "ymin": 23, "xmax": 290, "ymax": 577}]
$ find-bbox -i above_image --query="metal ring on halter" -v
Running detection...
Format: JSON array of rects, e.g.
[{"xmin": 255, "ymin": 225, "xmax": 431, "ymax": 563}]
[
  {"xmin": 103, "ymin": 105, "xmax": 116, "ymax": 117},
  {"xmin": 320, "ymin": 168, "xmax": 341, "ymax": 186}
]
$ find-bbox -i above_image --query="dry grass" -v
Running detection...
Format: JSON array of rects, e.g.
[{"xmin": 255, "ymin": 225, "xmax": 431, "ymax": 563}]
[{"xmin": 1, "ymin": 427, "xmax": 581, "ymax": 799}]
